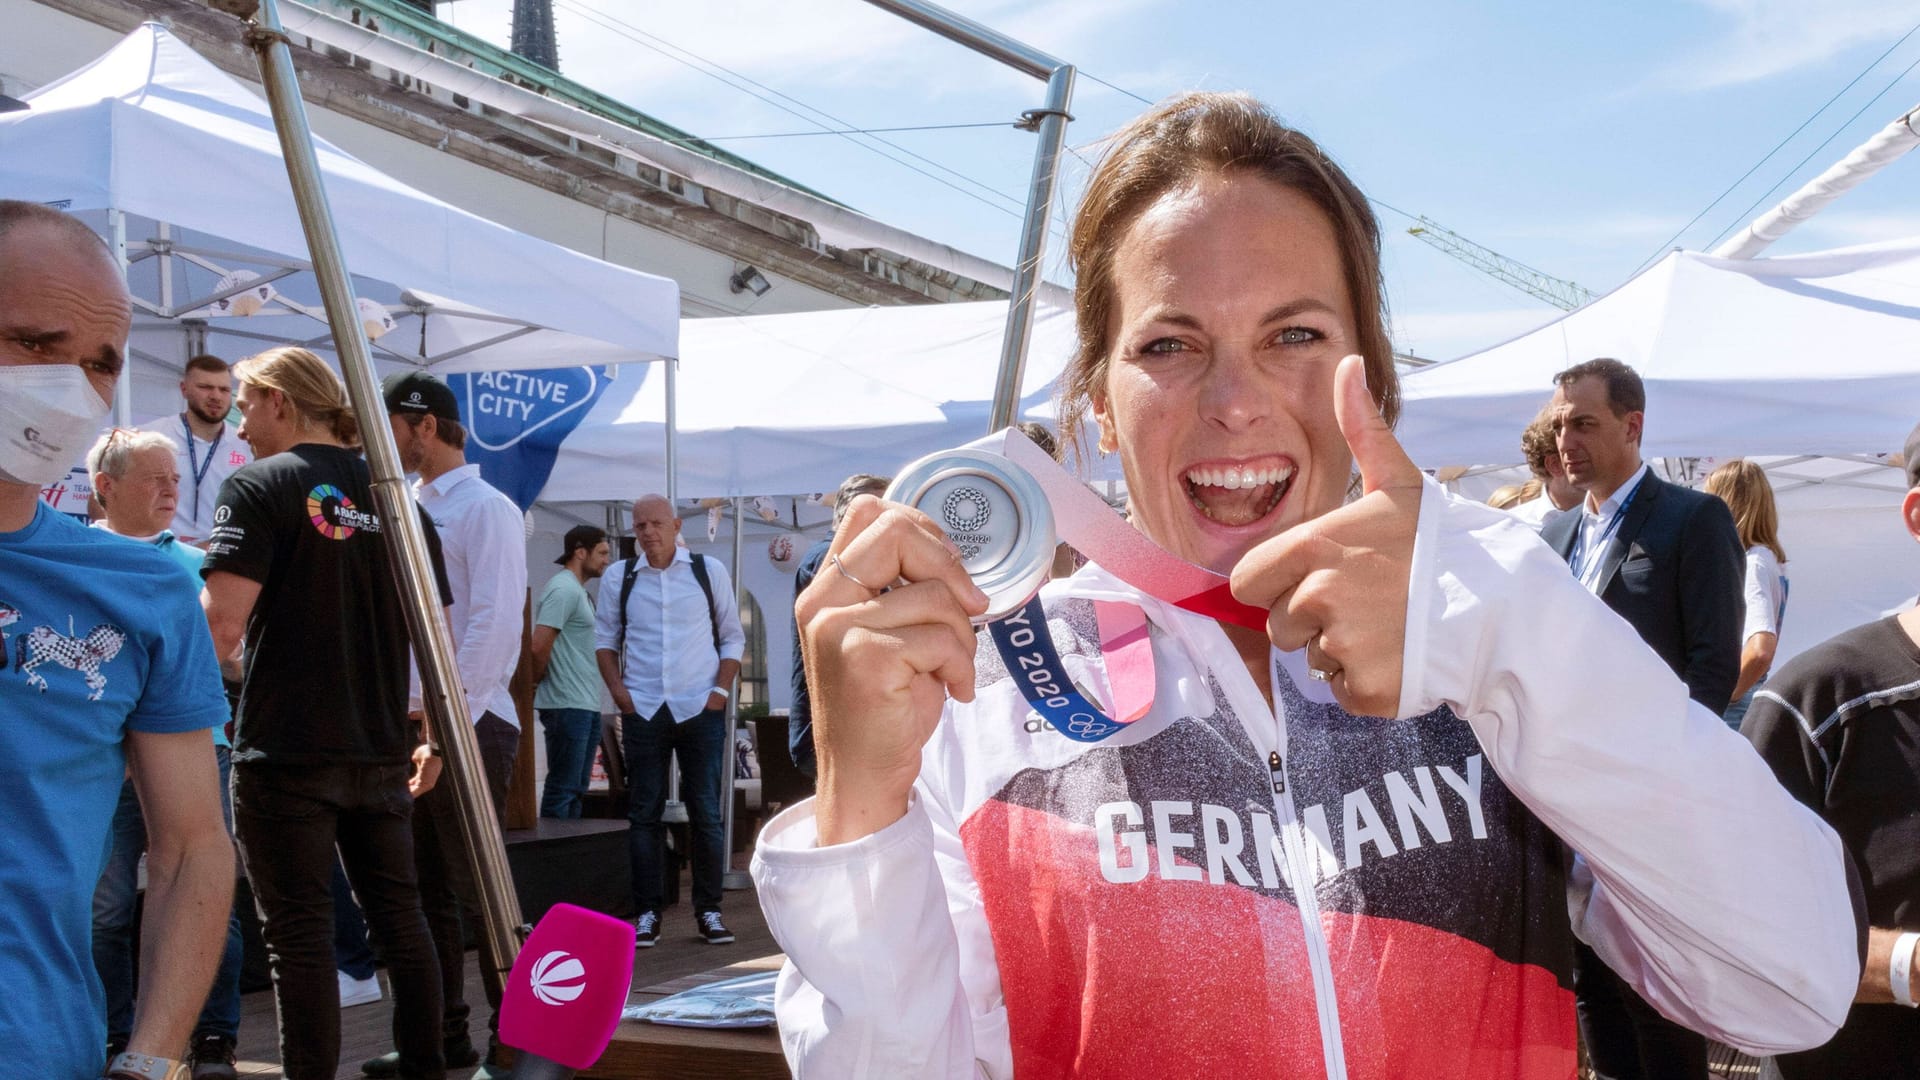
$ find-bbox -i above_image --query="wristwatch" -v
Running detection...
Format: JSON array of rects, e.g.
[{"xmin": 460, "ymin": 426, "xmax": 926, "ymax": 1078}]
[{"xmin": 104, "ymin": 1051, "xmax": 189, "ymax": 1080}]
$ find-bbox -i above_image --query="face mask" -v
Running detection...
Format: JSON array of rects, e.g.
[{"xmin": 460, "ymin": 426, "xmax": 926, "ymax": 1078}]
[{"xmin": 0, "ymin": 364, "xmax": 112, "ymax": 486}]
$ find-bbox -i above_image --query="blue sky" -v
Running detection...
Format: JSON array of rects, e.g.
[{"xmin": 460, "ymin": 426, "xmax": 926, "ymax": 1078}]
[{"xmin": 437, "ymin": 0, "xmax": 1920, "ymax": 359}]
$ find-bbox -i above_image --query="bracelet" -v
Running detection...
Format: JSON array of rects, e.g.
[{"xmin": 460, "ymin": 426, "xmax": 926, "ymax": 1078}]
[
  {"xmin": 104, "ymin": 1052, "xmax": 188, "ymax": 1080},
  {"xmin": 711, "ymin": 686, "xmax": 731, "ymax": 699},
  {"xmin": 1891, "ymin": 931, "xmax": 1919, "ymax": 1007}
]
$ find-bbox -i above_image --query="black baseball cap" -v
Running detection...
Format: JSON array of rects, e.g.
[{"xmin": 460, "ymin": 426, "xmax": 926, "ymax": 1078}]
[
  {"xmin": 383, "ymin": 370, "xmax": 460, "ymax": 424},
  {"xmin": 555, "ymin": 524, "xmax": 609, "ymax": 565}
]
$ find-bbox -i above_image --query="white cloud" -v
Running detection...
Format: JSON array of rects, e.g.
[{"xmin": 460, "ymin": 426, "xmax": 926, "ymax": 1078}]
[{"xmin": 1656, "ymin": 0, "xmax": 1916, "ymax": 90}]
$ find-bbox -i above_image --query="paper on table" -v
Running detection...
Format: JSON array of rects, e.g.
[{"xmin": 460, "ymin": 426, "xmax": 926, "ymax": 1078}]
[{"xmin": 622, "ymin": 971, "xmax": 777, "ymax": 1029}]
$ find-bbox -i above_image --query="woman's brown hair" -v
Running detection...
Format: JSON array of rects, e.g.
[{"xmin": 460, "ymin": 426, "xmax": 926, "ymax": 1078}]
[
  {"xmin": 232, "ymin": 346, "xmax": 361, "ymax": 448},
  {"xmin": 1057, "ymin": 91, "xmax": 1398, "ymax": 461},
  {"xmin": 1704, "ymin": 459, "xmax": 1786, "ymax": 563}
]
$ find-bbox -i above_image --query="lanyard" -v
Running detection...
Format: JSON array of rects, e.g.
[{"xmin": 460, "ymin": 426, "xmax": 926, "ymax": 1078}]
[
  {"xmin": 181, "ymin": 415, "xmax": 223, "ymax": 525},
  {"xmin": 1570, "ymin": 476, "xmax": 1642, "ymax": 587}
]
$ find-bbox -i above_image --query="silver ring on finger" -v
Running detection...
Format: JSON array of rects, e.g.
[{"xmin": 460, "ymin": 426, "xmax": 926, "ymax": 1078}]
[
  {"xmin": 829, "ymin": 552, "xmax": 880, "ymax": 593},
  {"xmin": 1306, "ymin": 637, "xmax": 1341, "ymax": 683}
]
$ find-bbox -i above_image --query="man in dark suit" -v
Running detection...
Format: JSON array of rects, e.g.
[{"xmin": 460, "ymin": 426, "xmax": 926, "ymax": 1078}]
[{"xmin": 1541, "ymin": 357, "xmax": 1746, "ymax": 1080}]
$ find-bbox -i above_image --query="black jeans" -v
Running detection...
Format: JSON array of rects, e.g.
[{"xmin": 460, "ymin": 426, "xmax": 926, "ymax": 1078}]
[
  {"xmin": 413, "ymin": 712, "xmax": 519, "ymax": 1038},
  {"xmin": 1573, "ymin": 940, "xmax": 1708, "ymax": 1080},
  {"xmin": 623, "ymin": 705, "xmax": 726, "ymax": 915},
  {"xmin": 232, "ymin": 762, "xmax": 444, "ymax": 1080}
]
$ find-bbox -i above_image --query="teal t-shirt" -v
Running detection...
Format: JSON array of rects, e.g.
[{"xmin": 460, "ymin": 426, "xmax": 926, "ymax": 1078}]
[
  {"xmin": 1, "ymin": 502, "xmax": 227, "ymax": 1078},
  {"xmin": 533, "ymin": 569, "xmax": 602, "ymax": 712}
]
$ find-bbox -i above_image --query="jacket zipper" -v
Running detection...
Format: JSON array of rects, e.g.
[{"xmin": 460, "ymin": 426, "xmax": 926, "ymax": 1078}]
[{"xmin": 1265, "ymin": 656, "xmax": 1348, "ymax": 1080}]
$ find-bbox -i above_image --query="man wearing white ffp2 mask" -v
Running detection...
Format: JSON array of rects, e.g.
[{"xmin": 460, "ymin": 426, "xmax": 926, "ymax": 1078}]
[{"xmin": 0, "ymin": 200, "xmax": 236, "ymax": 1080}]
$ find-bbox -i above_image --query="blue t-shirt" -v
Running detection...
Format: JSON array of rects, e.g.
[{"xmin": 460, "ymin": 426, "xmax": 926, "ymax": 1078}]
[
  {"xmin": 92, "ymin": 525, "xmax": 230, "ymax": 749},
  {"xmin": 0, "ymin": 502, "xmax": 227, "ymax": 1078}
]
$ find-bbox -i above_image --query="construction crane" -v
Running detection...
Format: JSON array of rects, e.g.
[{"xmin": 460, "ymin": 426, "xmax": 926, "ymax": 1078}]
[{"xmin": 1405, "ymin": 216, "xmax": 1595, "ymax": 311}]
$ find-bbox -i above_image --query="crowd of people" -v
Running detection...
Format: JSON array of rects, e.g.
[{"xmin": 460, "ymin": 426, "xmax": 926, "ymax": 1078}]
[{"xmin": 2, "ymin": 88, "xmax": 1917, "ymax": 1080}]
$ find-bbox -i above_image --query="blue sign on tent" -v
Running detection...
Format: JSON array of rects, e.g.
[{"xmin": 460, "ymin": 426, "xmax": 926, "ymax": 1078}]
[{"xmin": 447, "ymin": 365, "xmax": 615, "ymax": 511}]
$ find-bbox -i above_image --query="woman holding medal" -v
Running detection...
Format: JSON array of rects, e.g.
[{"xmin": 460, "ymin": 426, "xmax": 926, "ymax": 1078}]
[{"xmin": 752, "ymin": 93, "xmax": 1860, "ymax": 1079}]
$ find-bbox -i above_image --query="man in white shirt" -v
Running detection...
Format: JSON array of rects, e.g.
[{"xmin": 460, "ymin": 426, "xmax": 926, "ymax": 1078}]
[
  {"xmin": 138, "ymin": 354, "xmax": 252, "ymax": 546},
  {"xmin": 596, "ymin": 494, "xmax": 745, "ymax": 948},
  {"xmin": 362, "ymin": 371, "xmax": 528, "ymax": 1077}
]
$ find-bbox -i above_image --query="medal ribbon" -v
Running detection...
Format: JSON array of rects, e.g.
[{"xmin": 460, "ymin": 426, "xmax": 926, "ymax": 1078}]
[{"xmin": 964, "ymin": 428, "xmax": 1271, "ymax": 742}]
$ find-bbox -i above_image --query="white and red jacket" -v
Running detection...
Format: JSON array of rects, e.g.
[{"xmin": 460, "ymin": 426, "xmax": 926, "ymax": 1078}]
[{"xmin": 752, "ymin": 479, "xmax": 1860, "ymax": 1079}]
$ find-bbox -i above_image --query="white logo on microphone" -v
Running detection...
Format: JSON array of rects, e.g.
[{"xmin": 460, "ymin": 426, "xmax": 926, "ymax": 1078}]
[{"xmin": 530, "ymin": 949, "xmax": 588, "ymax": 1006}]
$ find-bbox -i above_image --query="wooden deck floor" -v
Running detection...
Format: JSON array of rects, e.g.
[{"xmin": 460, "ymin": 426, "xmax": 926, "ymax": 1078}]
[{"xmin": 232, "ymin": 867, "xmax": 776, "ymax": 1079}]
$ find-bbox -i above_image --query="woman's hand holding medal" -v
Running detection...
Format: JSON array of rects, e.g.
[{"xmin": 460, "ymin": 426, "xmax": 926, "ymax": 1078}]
[{"xmin": 799, "ymin": 498, "xmax": 989, "ymax": 845}]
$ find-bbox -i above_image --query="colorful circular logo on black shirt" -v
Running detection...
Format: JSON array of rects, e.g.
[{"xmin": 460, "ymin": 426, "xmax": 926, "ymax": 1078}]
[{"xmin": 306, "ymin": 483, "xmax": 379, "ymax": 540}]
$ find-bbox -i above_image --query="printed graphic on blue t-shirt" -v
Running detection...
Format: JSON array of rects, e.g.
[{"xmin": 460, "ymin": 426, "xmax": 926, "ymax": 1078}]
[{"xmin": 0, "ymin": 502, "xmax": 227, "ymax": 1079}]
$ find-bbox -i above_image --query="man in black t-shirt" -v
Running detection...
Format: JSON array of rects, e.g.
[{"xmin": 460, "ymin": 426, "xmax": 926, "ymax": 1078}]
[
  {"xmin": 1741, "ymin": 422, "xmax": 1920, "ymax": 1079},
  {"xmin": 201, "ymin": 347, "xmax": 454, "ymax": 1080}
]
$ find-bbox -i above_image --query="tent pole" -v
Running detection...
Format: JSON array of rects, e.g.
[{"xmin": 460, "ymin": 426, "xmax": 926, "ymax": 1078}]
[
  {"xmin": 721, "ymin": 497, "xmax": 750, "ymax": 889},
  {"xmin": 106, "ymin": 208, "xmax": 133, "ymax": 425},
  {"xmin": 665, "ymin": 357, "xmax": 679, "ymax": 505},
  {"xmin": 1714, "ymin": 102, "xmax": 1920, "ymax": 259},
  {"xmin": 858, "ymin": 0, "xmax": 1074, "ymax": 432},
  {"xmin": 212, "ymin": 0, "xmax": 525, "ymax": 976}
]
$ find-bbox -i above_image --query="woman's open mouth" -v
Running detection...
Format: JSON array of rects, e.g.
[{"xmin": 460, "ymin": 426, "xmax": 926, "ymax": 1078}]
[{"xmin": 1182, "ymin": 461, "xmax": 1295, "ymax": 527}]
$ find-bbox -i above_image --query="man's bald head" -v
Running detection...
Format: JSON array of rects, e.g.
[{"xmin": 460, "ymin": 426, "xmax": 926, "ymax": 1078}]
[
  {"xmin": 0, "ymin": 201, "xmax": 130, "ymax": 405},
  {"xmin": 631, "ymin": 493, "xmax": 681, "ymax": 568}
]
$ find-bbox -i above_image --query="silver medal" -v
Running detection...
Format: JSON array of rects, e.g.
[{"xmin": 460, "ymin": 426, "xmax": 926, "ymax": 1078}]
[{"xmin": 886, "ymin": 448, "xmax": 1055, "ymax": 623}]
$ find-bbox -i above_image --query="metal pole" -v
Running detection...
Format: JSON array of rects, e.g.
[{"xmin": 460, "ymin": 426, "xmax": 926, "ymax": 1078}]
[
  {"xmin": 106, "ymin": 208, "xmax": 133, "ymax": 426},
  {"xmin": 858, "ymin": 0, "xmax": 1074, "ymax": 433},
  {"xmin": 991, "ymin": 63, "xmax": 1073, "ymax": 431},
  {"xmin": 213, "ymin": 0, "xmax": 524, "ymax": 975},
  {"xmin": 664, "ymin": 358, "xmax": 678, "ymax": 504},
  {"xmin": 720, "ymin": 497, "xmax": 749, "ymax": 889}
]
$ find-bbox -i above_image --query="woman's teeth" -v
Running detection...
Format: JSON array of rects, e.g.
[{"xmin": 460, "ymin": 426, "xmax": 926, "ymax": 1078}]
[
  {"xmin": 1184, "ymin": 465, "xmax": 1294, "ymax": 491},
  {"xmin": 1183, "ymin": 465, "xmax": 1295, "ymax": 523}
]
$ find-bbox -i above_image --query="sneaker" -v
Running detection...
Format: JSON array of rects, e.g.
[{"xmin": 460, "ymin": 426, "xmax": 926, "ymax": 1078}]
[
  {"xmin": 338, "ymin": 968, "xmax": 384, "ymax": 1008},
  {"xmin": 634, "ymin": 910, "xmax": 660, "ymax": 948},
  {"xmin": 188, "ymin": 1034, "xmax": 237, "ymax": 1080},
  {"xmin": 698, "ymin": 910, "xmax": 735, "ymax": 945},
  {"xmin": 362, "ymin": 1035, "xmax": 477, "ymax": 1078}
]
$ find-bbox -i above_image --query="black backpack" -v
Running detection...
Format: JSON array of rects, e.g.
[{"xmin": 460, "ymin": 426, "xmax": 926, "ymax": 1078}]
[{"xmin": 615, "ymin": 553, "xmax": 720, "ymax": 659}]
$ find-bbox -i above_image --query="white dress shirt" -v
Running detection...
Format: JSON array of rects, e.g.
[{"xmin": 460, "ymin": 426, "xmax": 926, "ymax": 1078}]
[
  {"xmin": 594, "ymin": 546, "xmax": 746, "ymax": 723},
  {"xmin": 138, "ymin": 413, "xmax": 252, "ymax": 543},
  {"xmin": 415, "ymin": 464, "xmax": 528, "ymax": 727},
  {"xmin": 1507, "ymin": 490, "xmax": 1570, "ymax": 533},
  {"xmin": 1572, "ymin": 462, "xmax": 1649, "ymax": 593}
]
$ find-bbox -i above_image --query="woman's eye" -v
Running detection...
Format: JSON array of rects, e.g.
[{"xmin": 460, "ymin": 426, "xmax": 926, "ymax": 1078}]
[
  {"xmin": 1141, "ymin": 337, "xmax": 1190, "ymax": 355},
  {"xmin": 1276, "ymin": 326, "xmax": 1321, "ymax": 346}
]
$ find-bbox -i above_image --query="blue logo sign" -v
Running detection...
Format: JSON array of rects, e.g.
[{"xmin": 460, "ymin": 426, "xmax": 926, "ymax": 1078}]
[{"xmin": 447, "ymin": 366, "xmax": 614, "ymax": 510}]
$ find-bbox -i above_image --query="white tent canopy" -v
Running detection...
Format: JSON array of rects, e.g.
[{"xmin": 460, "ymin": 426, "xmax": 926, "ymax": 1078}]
[
  {"xmin": 539, "ymin": 300, "xmax": 1086, "ymax": 501},
  {"xmin": 0, "ymin": 23, "xmax": 680, "ymax": 375},
  {"xmin": 1396, "ymin": 236, "xmax": 1920, "ymax": 467},
  {"xmin": 1398, "ymin": 236, "xmax": 1920, "ymax": 664}
]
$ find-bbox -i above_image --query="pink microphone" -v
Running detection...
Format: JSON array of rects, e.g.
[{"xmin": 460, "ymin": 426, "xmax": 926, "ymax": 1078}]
[{"xmin": 499, "ymin": 902, "xmax": 637, "ymax": 1079}]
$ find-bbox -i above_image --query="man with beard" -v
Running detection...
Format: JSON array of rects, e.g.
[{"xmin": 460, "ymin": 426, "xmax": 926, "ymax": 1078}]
[{"xmin": 140, "ymin": 355, "xmax": 251, "ymax": 547}]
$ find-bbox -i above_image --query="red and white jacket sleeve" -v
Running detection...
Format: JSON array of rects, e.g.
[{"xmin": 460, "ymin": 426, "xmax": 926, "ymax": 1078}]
[
  {"xmin": 1401, "ymin": 476, "xmax": 1859, "ymax": 1054},
  {"xmin": 751, "ymin": 764, "xmax": 1009, "ymax": 1079}
]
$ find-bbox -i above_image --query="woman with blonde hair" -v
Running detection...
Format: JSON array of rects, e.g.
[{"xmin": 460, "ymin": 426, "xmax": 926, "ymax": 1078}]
[{"xmin": 1705, "ymin": 458, "xmax": 1789, "ymax": 730}]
